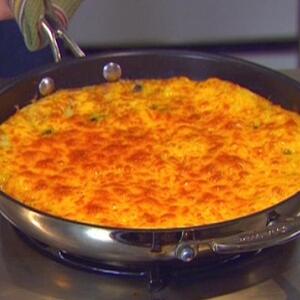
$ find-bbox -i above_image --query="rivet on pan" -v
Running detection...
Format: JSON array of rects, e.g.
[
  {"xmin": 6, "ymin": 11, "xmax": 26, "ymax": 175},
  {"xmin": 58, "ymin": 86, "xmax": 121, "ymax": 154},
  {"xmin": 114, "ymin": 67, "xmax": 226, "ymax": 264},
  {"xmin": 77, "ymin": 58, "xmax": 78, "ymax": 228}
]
[
  {"xmin": 39, "ymin": 77, "xmax": 56, "ymax": 96},
  {"xmin": 176, "ymin": 244, "xmax": 195, "ymax": 262},
  {"xmin": 103, "ymin": 62, "xmax": 122, "ymax": 82}
]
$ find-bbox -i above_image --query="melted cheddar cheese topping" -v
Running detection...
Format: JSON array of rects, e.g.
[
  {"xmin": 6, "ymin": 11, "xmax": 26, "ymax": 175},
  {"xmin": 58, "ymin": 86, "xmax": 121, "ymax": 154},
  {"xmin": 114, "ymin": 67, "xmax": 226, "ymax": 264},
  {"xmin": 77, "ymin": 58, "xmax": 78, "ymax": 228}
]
[{"xmin": 0, "ymin": 77, "xmax": 300, "ymax": 229}]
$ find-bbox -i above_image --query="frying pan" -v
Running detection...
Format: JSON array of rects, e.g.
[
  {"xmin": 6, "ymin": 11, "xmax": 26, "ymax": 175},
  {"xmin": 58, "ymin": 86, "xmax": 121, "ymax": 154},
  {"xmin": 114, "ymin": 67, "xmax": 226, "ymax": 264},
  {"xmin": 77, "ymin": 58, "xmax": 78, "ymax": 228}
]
[{"xmin": 0, "ymin": 17, "xmax": 300, "ymax": 266}]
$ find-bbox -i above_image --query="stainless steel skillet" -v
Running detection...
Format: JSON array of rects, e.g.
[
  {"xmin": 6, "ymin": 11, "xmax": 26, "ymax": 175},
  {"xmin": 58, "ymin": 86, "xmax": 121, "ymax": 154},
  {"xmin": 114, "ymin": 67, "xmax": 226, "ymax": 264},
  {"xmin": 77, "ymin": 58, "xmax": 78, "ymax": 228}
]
[{"xmin": 0, "ymin": 16, "xmax": 300, "ymax": 267}]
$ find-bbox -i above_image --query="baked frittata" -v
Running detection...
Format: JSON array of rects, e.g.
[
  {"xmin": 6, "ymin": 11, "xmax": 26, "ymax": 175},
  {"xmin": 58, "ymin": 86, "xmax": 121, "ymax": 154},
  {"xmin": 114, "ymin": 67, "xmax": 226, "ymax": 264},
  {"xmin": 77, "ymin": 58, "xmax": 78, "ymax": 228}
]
[{"xmin": 0, "ymin": 77, "xmax": 299, "ymax": 228}]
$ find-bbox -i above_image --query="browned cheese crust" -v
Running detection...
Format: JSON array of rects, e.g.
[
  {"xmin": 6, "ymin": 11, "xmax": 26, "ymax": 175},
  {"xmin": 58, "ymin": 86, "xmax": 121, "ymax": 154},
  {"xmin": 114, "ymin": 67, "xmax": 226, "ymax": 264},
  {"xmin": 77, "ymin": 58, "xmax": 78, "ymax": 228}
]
[{"xmin": 0, "ymin": 77, "xmax": 299, "ymax": 228}]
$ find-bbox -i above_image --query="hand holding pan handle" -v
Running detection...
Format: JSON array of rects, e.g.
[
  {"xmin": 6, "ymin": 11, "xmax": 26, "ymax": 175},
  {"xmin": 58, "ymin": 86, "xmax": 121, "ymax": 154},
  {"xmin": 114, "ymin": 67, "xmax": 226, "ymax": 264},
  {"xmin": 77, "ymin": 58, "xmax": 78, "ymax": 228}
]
[
  {"xmin": 175, "ymin": 217, "xmax": 300, "ymax": 262},
  {"xmin": 39, "ymin": 0, "xmax": 122, "ymax": 82}
]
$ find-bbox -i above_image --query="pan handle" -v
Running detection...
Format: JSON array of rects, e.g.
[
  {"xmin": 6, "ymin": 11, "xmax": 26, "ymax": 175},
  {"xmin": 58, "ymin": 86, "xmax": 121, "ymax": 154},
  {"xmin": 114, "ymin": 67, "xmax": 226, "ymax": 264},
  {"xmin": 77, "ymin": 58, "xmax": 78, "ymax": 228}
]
[
  {"xmin": 39, "ymin": 0, "xmax": 85, "ymax": 63},
  {"xmin": 175, "ymin": 217, "xmax": 300, "ymax": 262},
  {"xmin": 210, "ymin": 217, "xmax": 300, "ymax": 254},
  {"xmin": 39, "ymin": 0, "xmax": 122, "ymax": 83}
]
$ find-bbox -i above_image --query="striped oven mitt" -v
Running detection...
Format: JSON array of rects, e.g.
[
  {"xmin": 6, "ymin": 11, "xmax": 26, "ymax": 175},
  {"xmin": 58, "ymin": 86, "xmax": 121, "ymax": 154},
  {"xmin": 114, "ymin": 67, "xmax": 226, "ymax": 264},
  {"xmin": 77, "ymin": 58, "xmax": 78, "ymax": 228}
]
[{"xmin": 8, "ymin": 0, "xmax": 82, "ymax": 51}]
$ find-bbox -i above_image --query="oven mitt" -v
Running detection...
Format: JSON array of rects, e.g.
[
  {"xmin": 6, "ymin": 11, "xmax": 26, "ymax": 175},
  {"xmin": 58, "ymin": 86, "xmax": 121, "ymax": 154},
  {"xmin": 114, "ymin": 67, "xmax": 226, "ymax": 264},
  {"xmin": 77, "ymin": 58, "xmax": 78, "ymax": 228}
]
[{"xmin": 8, "ymin": 0, "xmax": 82, "ymax": 51}]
